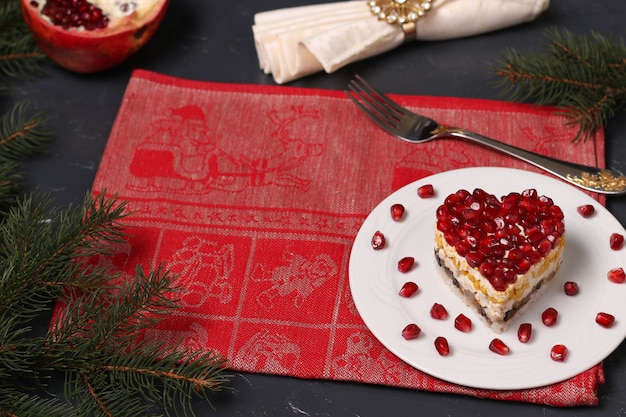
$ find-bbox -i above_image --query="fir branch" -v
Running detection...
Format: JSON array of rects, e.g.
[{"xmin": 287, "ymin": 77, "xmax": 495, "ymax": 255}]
[
  {"xmin": 494, "ymin": 27, "xmax": 626, "ymax": 141},
  {"xmin": 0, "ymin": 1, "xmax": 46, "ymax": 80},
  {"xmin": 0, "ymin": 3, "xmax": 231, "ymax": 416},
  {"xmin": 0, "ymin": 101, "xmax": 51, "ymax": 160},
  {"xmin": 0, "ymin": 101, "xmax": 51, "ymax": 212},
  {"xmin": 62, "ymin": 346, "xmax": 229, "ymax": 417},
  {"xmin": 0, "ymin": 388, "xmax": 71, "ymax": 417},
  {"xmin": 0, "ymin": 191, "xmax": 231, "ymax": 417}
]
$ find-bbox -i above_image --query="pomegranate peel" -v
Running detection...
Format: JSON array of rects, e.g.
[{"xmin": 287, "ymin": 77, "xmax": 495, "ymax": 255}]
[{"xmin": 22, "ymin": 0, "xmax": 169, "ymax": 73}]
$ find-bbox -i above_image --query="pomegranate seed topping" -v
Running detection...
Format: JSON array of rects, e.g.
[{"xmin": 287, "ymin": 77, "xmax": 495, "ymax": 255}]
[
  {"xmin": 550, "ymin": 344, "xmax": 568, "ymax": 362},
  {"xmin": 417, "ymin": 184, "xmax": 435, "ymax": 198},
  {"xmin": 390, "ymin": 203, "xmax": 405, "ymax": 221},
  {"xmin": 40, "ymin": 0, "xmax": 110, "ymax": 30},
  {"xmin": 563, "ymin": 281, "xmax": 579, "ymax": 296},
  {"xmin": 430, "ymin": 303, "xmax": 448, "ymax": 320},
  {"xmin": 434, "ymin": 336, "xmax": 450, "ymax": 356},
  {"xmin": 397, "ymin": 256, "xmax": 415, "ymax": 273},
  {"xmin": 542, "ymin": 307, "xmax": 558, "ymax": 327},
  {"xmin": 402, "ymin": 323, "xmax": 421, "ymax": 340},
  {"xmin": 399, "ymin": 281, "xmax": 419, "ymax": 297},
  {"xmin": 465, "ymin": 251, "xmax": 484, "ymax": 268},
  {"xmin": 436, "ymin": 188, "xmax": 564, "ymax": 292},
  {"xmin": 489, "ymin": 338, "xmax": 510, "ymax": 355},
  {"xmin": 454, "ymin": 313, "xmax": 472, "ymax": 332},
  {"xmin": 596, "ymin": 312, "xmax": 615, "ymax": 328},
  {"xmin": 517, "ymin": 323, "xmax": 532, "ymax": 343},
  {"xmin": 371, "ymin": 231, "xmax": 385, "ymax": 250},
  {"xmin": 608, "ymin": 267, "xmax": 626, "ymax": 284},
  {"xmin": 577, "ymin": 204, "xmax": 595, "ymax": 217},
  {"xmin": 610, "ymin": 233, "xmax": 624, "ymax": 250}
]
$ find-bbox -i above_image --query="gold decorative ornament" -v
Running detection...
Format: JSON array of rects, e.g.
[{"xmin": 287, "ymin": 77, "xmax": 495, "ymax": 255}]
[
  {"xmin": 566, "ymin": 171, "xmax": 626, "ymax": 192},
  {"xmin": 430, "ymin": 125, "xmax": 465, "ymax": 136},
  {"xmin": 368, "ymin": 0, "xmax": 434, "ymax": 42}
]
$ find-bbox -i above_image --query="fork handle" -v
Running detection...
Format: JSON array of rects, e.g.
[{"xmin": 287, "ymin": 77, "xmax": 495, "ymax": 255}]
[{"xmin": 446, "ymin": 129, "xmax": 626, "ymax": 195}]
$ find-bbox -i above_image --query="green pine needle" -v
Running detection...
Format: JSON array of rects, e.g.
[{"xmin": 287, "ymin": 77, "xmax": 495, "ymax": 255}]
[
  {"xmin": 0, "ymin": 2, "xmax": 231, "ymax": 416},
  {"xmin": 494, "ymin": 27, "xmax": 626, "ymax": 141},
  {"xmin": 1, "ymin": 101, "xmax": 52, "ymax": 160},
  {"xmin": 0, "ymin": 0, "xmax": 47, "ymax": 80}
]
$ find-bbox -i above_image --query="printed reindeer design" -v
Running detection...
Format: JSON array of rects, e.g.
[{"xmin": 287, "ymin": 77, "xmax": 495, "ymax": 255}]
[{"xmin": 128, "ymin": 104, "xmax": 323, "ymax": 193}]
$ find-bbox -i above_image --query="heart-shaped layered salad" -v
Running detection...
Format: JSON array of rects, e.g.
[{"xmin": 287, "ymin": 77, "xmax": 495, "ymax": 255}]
[{"xmin": 434, "ymin": 188, "xmax": 566, "ymax": 333}]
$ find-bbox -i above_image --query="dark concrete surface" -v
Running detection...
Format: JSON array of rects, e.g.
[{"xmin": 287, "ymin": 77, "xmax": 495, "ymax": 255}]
[{"xmin": 9, "ymin": 1, "xmax": 626, "ymax": 415}]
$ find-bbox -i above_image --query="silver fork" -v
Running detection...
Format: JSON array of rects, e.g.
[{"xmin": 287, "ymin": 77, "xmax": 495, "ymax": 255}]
[{"xmin": 346, "ymin": 75, "xmax": 626, "ymax": 195}]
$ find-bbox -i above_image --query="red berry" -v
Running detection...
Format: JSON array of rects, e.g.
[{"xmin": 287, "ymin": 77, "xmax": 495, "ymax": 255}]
[
  {"xmin": 402, "ymin": 323, "xmax": 421, "ymax": 340},
  {"xmin": 610, "ymin": 233, "xmax": 624, "ymax": 250},
  {"xmin": 417, "ymin": 184, "xmax": 435, "ymax": 198},
  {"xmin": 397, "ymin": 256, "xmax": 415, "ymax": 273},
  {"xmin": 577, "ymin": 204, "xmax": 595, "ymax": 217},
  {"xmin": 430, "ymin": 303, "xmax": 449, "ymax": 320},
  {"xmin": 550, "ymin": 344, "xmax": 568, "ymax": 362},
  {"xmin": 489, "ymin": 338, "xmax": 510, "ymax": 355},
  {"xmin": 434, "ymin": 336, "xmax": 450, "ymax": 356},
  {"xmin": 454, "ymin": 313, "xmax": 472, "ymax": 332},
  {"xmin": 542, "ymin": 307, "xmax": 558, "ymax": 327},
  {"xmin": 390, "ymin": 203, "xmax": 405, "ymax": 221},
  {"xmin": 563, "ymin": 281, "xmax": 579, "ymax": 296},
  {"xmin": 371, "ymin": 231, "xmax": 385, "ymax": 250},
  {"xmin": 595, "ymin": 312, "xmax": 615, "ymax": 328},
  {"xmin": 608, "ymin": 267, "xmax": 626, "ymax": 284},
  {"xmin": 399, "ymin": 281, "xmax": 419, "ymax": 297},
  {"xmin": 518, "ymin": 323, "xmax": 532, "ymax": 343}
]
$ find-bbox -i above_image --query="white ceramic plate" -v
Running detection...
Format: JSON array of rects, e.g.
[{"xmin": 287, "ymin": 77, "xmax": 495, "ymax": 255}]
[{"xmin": 349, "ymin": 167, "xmax": 626, "ymax": 390}]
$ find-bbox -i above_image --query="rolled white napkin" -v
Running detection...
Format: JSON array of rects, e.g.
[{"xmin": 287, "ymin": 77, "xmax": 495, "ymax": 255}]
[{"xmin": 252, "ymin": 0, "xmax": 549, "ymax": 84}]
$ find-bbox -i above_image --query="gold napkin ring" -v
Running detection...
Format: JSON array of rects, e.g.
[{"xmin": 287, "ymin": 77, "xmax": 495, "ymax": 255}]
[{"xmin": 368, "ymin": 0, "xmax": 434, "ymax": 42}]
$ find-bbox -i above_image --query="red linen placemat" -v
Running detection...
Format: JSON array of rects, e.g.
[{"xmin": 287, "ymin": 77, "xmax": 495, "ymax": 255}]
[{"xmin": 88, "ymin": 69, "xmax": 605, "ymax": 406}]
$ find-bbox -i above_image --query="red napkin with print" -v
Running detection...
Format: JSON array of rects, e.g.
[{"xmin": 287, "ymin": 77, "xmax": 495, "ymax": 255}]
[{"xmin": 88, "ymin": 69, "xmax": 605, "ymax": 406}]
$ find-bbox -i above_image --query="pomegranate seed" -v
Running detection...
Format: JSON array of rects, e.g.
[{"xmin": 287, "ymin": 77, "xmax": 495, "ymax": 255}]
[
  {"xmin": 517, "ymin": 323, "xmax": 532, "ymax": 343},
  {"xmin": 550, "ymin": 344, "xmax": 568, "ymax": 362},
  {"xmin": 542, "ymin": 307, "xmax": 558, "ymax": 327},
  {"xmin": 595, "ymin": 312, "xmax": 615, "ymax": 328},
  {"xmin": 390, "ymin": 203, "xmax": 405, "ymax": 221},
  {"xmin": 430, "ymin": 303, "xmax": 448, "ymax": 320},
  {"xmin": 397, "ymin": 256, "xmax": 415, "ymax": 273},
  {"xmin": 610, "ymin": 233, "xmax": 624, "ymax": 250},
  {"xmin": 402, "ymin": 323, "xmax": 421, "ymax": 340},
  {"xmin": 577, "ymin": 204, "xmax": 595, "ymax": 217},
  {"xmin": 608, "ymin": 267, "xmax": 626, "ymax": 284},
  {"xmin": 465, "ymin": 251, "xmax": 484, "ymax": 268},
  {"xmin": 454, "ymin": 313, "xmax": 472, "ymax": 332},
  {"xmin": 41, "ymin": 0, "xmax": 110, "ymax": 30},
  {"xmin": 434, "ymin": 336, "xmax": 450, "ymax": 356},
  {"xmin": 489, "ymin": 338, "xmax": 510, "ymax": 355},
  {"xmin": 563, "ymin": 281, "xmax": 579, "ymax": 296},
  {"xmin": 417, "ymin": 184, "xmax": 435, "ymax": 198},
  {"xmin": 399, "ymin": 281, "xmax": 419, "ymax": 297},
  {"xmin": 371, "ymin": 231, "xmax": 385, "ymax": 250}
]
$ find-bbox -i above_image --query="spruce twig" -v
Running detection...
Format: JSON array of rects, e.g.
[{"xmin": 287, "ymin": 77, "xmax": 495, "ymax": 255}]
[
  {"xmin": 0, "ymin": 0, "xmax": 46, "ymax": 79},
  {"xmin": 494, "ymin": 27, "xmax": 626, "ymax": 141},
  {"xmin": 0, "ymin": 1, "xmax": 231, "ymax": 416}
]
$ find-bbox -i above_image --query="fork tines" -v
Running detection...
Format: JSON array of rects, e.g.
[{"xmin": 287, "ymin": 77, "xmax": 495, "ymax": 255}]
[{"xmin": 345, "ymin": 75, "xmax": 408, "ymax": 130}]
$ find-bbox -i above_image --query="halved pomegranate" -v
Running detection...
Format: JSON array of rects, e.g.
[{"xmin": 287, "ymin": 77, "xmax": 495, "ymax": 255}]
[{"xmin": 22, "ymin": 0, "xmax": 169, "ymax": 73}]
